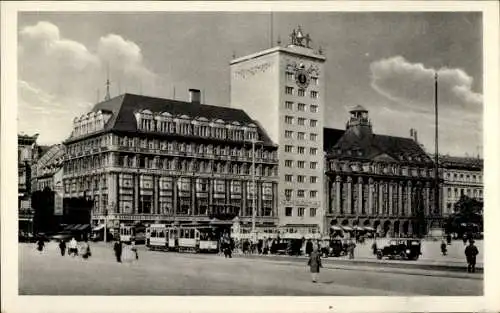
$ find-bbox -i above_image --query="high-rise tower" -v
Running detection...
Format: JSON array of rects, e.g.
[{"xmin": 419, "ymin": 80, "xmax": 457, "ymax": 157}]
[{"xmin": 230, "ymin": 26, "xmax": 326, "ymax": 235}]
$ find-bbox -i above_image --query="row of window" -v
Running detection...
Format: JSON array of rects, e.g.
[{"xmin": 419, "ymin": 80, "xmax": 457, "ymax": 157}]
[
  {"xmin": 284, "ymin": 131, "xmax": 318, "ymax": 141},
  {"xmin": 285, "ymin": 72, "xmax": 319, "ymax": 85},
  {"xmin": 446, "ymin": 187, "xmax": 483, "ymax": 199},
  {"xmin": 284, "ymin": 145, "xmax": 318, "ymax": 155},
  {"xmin": 285, "ymin": 86, "xmax": 319, "ymax": 99},
  {"xmin": 285, "ymin": 207, "xmax": 317, "ymax": 217},
  {"xmin": 65, "ymin": 154, "xmax": 278, "ymax": 177},
  {"xmin": 284, "ymin": 101, "xmax": 318, "ymax": 113},
  {"xmin": 284, "ymin": 116, "xmax": 318, "ymax": 127},
  {"xmin": 284, "ymin": 160, "xmax": 318, "ymax": 169},
  {"xmin": 284, "ymin": 189, "xmax": 318, "ymax": 199},
  {"xmin": 445, "ymin": 172, "xmax": 482, "ymax": 183},
  {"xmin": 285, "ymin": 175, "xmax": 318, "ymax": 184},
  {"xmin": 135, "ymin": 113, "xmax": 259, "ymax": 141}
]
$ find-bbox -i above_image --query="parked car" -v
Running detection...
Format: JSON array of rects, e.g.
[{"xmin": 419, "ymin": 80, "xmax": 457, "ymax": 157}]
[
  {"xmin": 329, "ymin": 238, "xmax": 347, "ymax": 257},
  {"xmin": 50, "ymin": 231, "xmax": 73, "ymax": 242},
  {"xmin": 376, "ymin": 238, "xmax": 422, "ymax": 260}
]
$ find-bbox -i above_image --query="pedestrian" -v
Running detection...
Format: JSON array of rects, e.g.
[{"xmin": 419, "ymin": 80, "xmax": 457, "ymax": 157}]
[
  {"xmin": 441, "ymin": 240, "xmax": 447, "ymax": 256},
  {"xmin": 68, "ymin": 237, "xmax": 78, "ymax": 257},
  {"xmin": 36, "ymin": 238, "xmax": 45, "ymax": 253},
  {"xmin": 307, "ymin": 246, "xmax": 322, "ymax": 283},
  {"xmin": 113, "ymin": 240, "xmax": 123, "ymax": 263},
  {"xmin": 306, "ymin": 239, "xmax": 313, "ymax": 256},
  {"xmin": 348, "ymin": 240, "xmax": 356, "ymax": 259},
  {"xmin": 462, "ymin": 233, "xmax": 468, "ymax": 245},
  {"xmin": 371, "ymin": 240, "xmax": 378, "ymax": 255},
  {"xmin": 131, "ymin": 240, "xmax": 138, "ymax": 260},
  {"xmin": 465, "ymin": 239, "xmax": 479, "ymax": 273},
  {"xmin": 446, "ymin": 233, "xmax": 452, "ymax": 245},
  {"xmin": 81, "ymin": 239, "xmax": 91, "ymax": 259},
  {"xmin": 58, "ymin": 239, "xmax": 66, "ymax": 256}
]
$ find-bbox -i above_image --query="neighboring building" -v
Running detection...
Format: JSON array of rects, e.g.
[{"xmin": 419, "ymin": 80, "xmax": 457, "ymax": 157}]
[
  {"xmin": 324, "ymin": 106, "xmax": 442, "ymax": 237},
  {"xmin": 230, "ymin": 27, "xmax": 326, "ymax": 236},
  {"xmin": 62, "ymin": 90, "xmax": 279, "ymax": 235},
  {"xmin": 18, "ymin": 133, "xmax": 44, "ymax": 233},
  {"xmin": 439, "ymin": 155, "xmax": 483, "ymax": 216},
  {"xmin": 32, "ymin": 144, "xmax": 65, "ymax": 192}
]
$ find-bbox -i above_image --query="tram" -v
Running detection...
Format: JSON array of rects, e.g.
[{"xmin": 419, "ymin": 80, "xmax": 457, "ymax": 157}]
[
  {"xmin": 145, "ymin": 224, "xmax": 169, "ymax": 251},
  {"xmin": 119, "ymin": 223, "xmax": 146, "ymax": 244},
  {"xmin": 145, "ymin": 224, "xmax": 219, "ymax": 253}
]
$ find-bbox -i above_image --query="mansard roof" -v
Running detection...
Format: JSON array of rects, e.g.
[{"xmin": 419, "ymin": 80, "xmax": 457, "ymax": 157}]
[
  {"xmin": 326, "ymin": 128, "xmax": 434, "ymax": 166},
  {"xmin": 69, "ymin": 93, "xmax": 274, "ymax": 145},
  {"xmin": 438, "ymin": 155, "xmax": 483, "ymax": 170}
]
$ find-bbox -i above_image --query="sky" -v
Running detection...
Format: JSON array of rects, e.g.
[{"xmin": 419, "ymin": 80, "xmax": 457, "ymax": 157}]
[{"xmin": 17, "ymin": 11, "xmax": 483, "ymax": 157}]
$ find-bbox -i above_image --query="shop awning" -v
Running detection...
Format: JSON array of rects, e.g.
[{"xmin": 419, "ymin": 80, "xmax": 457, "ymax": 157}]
[
  {"xmin": 341, "ymin": 226, "xmax": 353, "ymax": 231},
  {"xmin": 77, "ymin": 224, "xmax": 90, "ymax": 231},
  {"xmin": 64, "ymin": 224, "xmax": 76, "ymax": 231},
  {"xmin": 330, "ymin": 225, "xmax": 343, "ymax": 231},
  {"xmin": 364, "ymin": 226, "xmax": 375, "ymax": 231},
  {"xmin": 92, "ymin": 224, "xmax": 105, "ymax": 231}
]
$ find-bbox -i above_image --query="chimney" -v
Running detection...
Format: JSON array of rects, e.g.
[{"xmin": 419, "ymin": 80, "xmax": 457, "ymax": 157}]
[
  {"xmin": 410, "ymin": 128, "xmax": 414, "ymax": 138},
  {"xmin": 189, "ymin": 89, "xmax": 201, "ymax": 104},
  {"xmin": 414, "ymin": 130, "xmax": 418, "ymax": 143}
]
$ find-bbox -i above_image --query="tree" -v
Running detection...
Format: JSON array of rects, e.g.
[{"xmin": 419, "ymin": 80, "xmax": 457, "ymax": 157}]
[{"xmin": 444, "ymin": 195, "xmax": 483, "ymax": 236}]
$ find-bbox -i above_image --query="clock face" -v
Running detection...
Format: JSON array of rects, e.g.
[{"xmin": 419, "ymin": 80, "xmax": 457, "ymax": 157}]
[{"xmin": 295, "ymin": 69, "xmax": 310, "ymax": 89}]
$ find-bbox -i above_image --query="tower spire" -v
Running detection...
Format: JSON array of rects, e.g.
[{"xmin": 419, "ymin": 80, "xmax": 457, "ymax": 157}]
[{"xmin": 104, "ymin": 64, "xmax": 111, "ymax": 101}]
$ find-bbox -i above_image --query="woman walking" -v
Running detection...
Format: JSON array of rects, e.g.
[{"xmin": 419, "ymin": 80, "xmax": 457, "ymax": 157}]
[
  {"xmin": 307, "ymin": 246, "xmax": 322, "ymax": 283},
  {"xmin": 81, "ymin": 239, "xmax": 92, "ymax": 259}
]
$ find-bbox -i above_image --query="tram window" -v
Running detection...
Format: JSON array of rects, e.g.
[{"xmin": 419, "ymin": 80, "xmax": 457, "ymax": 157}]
[
  {"xmin": 151, "ymin": 230, "xmax": 156, "ymax": 237},
  {"xmin": 190, "ymin": 229, "xmax": 194, "ymax": 238},
  {"xmin": 159, "ymin": 231, "xmax": 164, "ymax": 238}
]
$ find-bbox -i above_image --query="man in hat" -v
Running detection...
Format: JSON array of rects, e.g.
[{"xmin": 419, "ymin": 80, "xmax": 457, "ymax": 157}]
[{"xmin": 464, "ymin": 239, "xmax": 479, "ymax": 273}]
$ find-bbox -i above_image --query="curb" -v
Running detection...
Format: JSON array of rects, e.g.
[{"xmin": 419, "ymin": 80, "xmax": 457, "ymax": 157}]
[{"xmin": 239, "ymin": 254, "xmax": 484, "ymax": 274}]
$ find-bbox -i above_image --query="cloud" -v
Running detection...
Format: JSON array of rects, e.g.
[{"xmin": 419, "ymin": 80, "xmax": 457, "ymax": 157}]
[
  {"xmin": 18, "ymin": 21, "xmax": 161, "ymax": 144},
  {"xmin": 367, "ymin": 56, "xmax": 482, "ymax": 156},
  {"xmin": 370, "ymin": 56, "xmax": 482, "ymax": 114}
]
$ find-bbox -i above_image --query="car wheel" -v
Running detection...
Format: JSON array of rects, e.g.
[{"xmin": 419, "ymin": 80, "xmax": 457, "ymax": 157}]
[
  {"xmin": 376, "ymin": 251, "xmax": 383, "ymax": 260},
  {"xmin": 399, "ymin": 252, "xmax": 407, "ymax": 260},
  {"xmin": 412, "ymin": 255, "xmax": 419, "ymax": 261}
]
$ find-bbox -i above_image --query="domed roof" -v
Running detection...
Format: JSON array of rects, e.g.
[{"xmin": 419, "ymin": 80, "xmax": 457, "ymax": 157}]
[{"xmin": 349, "ymin": 105, "xmax": 368, "ymax": 113}]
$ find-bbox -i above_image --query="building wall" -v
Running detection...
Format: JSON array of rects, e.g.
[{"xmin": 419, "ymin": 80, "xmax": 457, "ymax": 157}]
[
  {"xmin": 63, "ymin": 132, "xmax": 279, "ymax": 231},
  {"xmin": 441, "ymin": 167, "xmax": 483, "ymax": 215},
  {"xmin": 230, "ymin": 46, "xmax": 326, "ymax": 234},
  {"xmin": 325, "ymin": 160, "xmax": 438, "ymax": 236}
]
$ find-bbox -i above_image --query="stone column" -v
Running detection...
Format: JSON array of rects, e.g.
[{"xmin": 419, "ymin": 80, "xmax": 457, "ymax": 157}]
[
  {"xmin": 347, "ymin": 176, "xmax": 352, "ymax": 215},
  {"xmin": 242, "ymin": 180, "xmax": 247, "ymax": 217},
  {"xmin": 406, "ymin": 182, "xmax": 412, "ymax": 216},
  {"xmin": 191, "ymin": 177, "xmax": 196, "ymax": 216},
  {"xmin": 358, "ymin": 177, "xmax": 363, "ymax": 215},
  {"xmin": 154, "ymin": 175, "xmax": 159, "ymax": 215},
  {"xmin": 335, "ymin": 176, "xmax": 341, "ymax": 215},
  {"xmin": 424, "ymin": 183, "xmax": 430, "ymax": 217},
  {"xmin": 108, "ymin": 173, "xmax": 118, "ymax": 214},
  {"xmin": 388, "ymin": 182, "xmax": 393, "ymax": 216},
  {"xmin": 134, "ymin": 173, "xmax": 140, "ymax": 214},
  {"xmin": 378, "ymin": 182, "xmax": 384, "ymax": 215},
  {"xmin": 272, "ymin": 182, "xmax": 278, "ymax": 217},
  {"xmin": 398, "ymin": 182, "xmax": 403, "ymax": 217},
  {"xmin": 368, "ymin": 178, "xmax": 374, "ymax": 215},
  {"xmin": 173, "ymin": 177, "xmax": 178, "ymax": 215}
]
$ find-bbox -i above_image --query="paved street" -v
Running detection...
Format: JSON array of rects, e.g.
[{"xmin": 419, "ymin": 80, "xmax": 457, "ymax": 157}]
[{"xmin": 19, "ymin": 242, "xmax": 481, "ymax": 296}]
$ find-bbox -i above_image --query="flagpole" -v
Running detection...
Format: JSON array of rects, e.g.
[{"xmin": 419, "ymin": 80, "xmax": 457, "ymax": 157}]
[{"xmin": 434, "ymin": 71, "xmax": 440, "ymax": 226}]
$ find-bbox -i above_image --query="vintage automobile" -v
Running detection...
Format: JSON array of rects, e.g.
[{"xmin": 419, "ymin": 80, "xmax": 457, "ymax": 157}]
[
  {"xmin": 329, "ymin": 238, "xmax": 347, "ymax": 257},
  {"xmin": 376, "ymin": 239, "xmax": 422, "ymax": 260}
]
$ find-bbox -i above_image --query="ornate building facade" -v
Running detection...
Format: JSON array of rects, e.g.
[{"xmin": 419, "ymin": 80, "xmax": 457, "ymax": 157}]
[
  {"xmin": 439, "ymin": 155, "xmax": 483, "ymax": 216},
  {"xmin": 324, "ymin": 106, "xmax": 442, "ymax": 237},
  {"xmin": 62, "ymin": 90, "xmax": 279, "ymax": 233}
]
